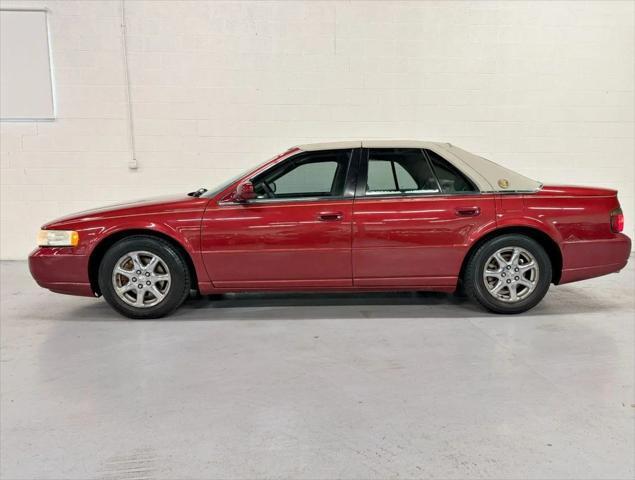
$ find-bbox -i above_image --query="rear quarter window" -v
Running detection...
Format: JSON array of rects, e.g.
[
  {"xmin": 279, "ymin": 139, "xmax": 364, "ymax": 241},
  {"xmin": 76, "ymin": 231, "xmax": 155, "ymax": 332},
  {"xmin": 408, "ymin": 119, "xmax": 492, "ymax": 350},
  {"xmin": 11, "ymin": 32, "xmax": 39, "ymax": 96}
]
[{"xmin": 426, "ymin": 150, "xmax": 477, "ymax": 193}]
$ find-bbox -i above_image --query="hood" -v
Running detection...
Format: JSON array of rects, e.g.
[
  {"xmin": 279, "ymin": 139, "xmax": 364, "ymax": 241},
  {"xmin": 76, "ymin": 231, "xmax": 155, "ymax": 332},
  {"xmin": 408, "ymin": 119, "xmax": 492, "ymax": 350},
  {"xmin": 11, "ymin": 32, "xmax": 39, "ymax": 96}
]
[{"xmin": 44, "ymin": 194, "xmax": 210, "ymax": 228}]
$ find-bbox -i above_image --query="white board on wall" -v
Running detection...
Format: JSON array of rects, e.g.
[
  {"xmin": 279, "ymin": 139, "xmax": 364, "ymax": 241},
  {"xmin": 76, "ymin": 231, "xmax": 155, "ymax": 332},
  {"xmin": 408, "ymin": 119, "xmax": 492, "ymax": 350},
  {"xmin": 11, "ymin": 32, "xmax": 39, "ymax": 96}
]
[{"xmin": 0, "ymin": 9, "xmax": 55, "ymax": 120}]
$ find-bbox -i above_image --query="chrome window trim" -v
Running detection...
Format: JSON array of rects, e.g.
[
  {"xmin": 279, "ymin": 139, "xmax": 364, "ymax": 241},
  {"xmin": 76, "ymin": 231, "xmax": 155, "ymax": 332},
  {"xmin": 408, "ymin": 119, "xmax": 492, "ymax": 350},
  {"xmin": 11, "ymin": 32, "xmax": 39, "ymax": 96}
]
[
  {"xmin": 217, "ymin": 196, "xmax": 351, "ymax": 207},
  {"xmin": 352, "ymin": 191, "xmax": 487, "ymax": 202}
]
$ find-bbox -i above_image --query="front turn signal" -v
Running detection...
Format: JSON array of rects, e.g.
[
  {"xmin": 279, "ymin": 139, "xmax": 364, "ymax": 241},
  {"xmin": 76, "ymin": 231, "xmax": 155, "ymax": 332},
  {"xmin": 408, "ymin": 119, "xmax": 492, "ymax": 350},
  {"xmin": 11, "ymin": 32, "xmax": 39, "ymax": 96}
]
[{"xmin": 37, "ymin": 230, "xmax": 79, "ymax": 247}]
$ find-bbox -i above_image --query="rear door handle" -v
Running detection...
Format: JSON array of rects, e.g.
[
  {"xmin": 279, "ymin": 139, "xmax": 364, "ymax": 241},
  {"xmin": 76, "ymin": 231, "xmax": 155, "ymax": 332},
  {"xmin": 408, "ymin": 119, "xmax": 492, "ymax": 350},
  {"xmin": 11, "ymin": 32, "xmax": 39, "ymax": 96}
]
[
  {"xmin": 455, "ymin": 206, "xmax": 481, "ymax": 217},
  {"xmin": 317, "ymin": 211, "xmax": 344, "ymax": 221}
]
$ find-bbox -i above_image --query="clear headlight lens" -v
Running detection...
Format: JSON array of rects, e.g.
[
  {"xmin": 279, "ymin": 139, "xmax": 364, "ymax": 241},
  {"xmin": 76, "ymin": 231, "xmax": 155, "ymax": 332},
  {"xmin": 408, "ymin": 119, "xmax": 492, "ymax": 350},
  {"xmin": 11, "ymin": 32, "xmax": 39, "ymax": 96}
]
[{"xmin": 37, "ymin": 230, "xmax": 79, "ymax": 247}]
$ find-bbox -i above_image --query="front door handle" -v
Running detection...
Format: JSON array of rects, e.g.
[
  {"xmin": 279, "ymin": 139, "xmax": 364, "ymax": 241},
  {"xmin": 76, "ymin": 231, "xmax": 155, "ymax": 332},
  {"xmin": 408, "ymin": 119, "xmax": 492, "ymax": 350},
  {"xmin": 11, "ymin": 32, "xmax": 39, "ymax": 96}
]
[
  {"xmin": 317, "ymin": 211, "xmax": 344, "ymax": 221},
  {"xmin": 455, "ymin": 206, "xmax": 481, "ymax": 217}
]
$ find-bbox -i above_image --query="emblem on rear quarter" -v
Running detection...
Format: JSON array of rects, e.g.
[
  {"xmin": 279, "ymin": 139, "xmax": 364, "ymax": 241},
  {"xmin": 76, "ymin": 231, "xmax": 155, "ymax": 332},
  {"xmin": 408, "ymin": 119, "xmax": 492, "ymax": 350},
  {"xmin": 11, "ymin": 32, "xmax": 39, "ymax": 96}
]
[{"xmin": 498, "ymin": 179, "xmax": 510, "ymax": 189}]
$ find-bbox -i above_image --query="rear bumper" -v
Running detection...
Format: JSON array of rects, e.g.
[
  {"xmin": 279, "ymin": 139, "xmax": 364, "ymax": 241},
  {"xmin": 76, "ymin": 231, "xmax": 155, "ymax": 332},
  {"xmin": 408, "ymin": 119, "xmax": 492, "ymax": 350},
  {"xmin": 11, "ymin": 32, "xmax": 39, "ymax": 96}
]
[
  {"xmin": 559, "ymin": 234, "xmax": 631, "ymax": 284},
  {"xmin": 28, "ymin": 248, "xmax": 95, "ymax": 297}
]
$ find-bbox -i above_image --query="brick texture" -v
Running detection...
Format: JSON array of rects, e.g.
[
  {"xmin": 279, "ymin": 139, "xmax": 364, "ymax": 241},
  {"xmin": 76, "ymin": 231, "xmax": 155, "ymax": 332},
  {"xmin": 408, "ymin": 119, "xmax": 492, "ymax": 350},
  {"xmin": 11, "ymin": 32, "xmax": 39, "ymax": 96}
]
[{"xmin": 1, "ymin": 0, "xmax": 633, "ymax": 258}]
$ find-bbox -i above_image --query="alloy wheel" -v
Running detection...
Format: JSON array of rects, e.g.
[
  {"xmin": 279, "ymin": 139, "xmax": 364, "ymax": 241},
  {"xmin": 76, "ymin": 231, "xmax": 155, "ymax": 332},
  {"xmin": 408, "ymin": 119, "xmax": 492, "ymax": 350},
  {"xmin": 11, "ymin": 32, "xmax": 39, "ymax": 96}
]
[
  {"xmin": 482, "ymin": 246, "xmax": 539, "ymax": 303},
  {"xmin": 111, "ymin": 250, "xmax": 171, "ymax": 308}
]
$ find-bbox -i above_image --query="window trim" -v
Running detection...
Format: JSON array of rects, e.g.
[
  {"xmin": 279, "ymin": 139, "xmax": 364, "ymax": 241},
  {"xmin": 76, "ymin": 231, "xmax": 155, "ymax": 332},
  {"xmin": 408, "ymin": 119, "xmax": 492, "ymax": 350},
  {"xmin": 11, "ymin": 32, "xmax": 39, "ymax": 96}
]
[{"xmin": 357, "ymin": 148, "xmax": 481, "ymax": 200}]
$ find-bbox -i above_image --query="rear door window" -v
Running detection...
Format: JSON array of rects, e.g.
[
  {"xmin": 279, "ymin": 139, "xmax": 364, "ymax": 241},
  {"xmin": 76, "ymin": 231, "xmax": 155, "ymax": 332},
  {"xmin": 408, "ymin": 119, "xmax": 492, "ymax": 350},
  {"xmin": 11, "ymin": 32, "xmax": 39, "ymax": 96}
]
[{"xmin": 365, "ymin": 149, "xmax": 439, "ymax": 196}]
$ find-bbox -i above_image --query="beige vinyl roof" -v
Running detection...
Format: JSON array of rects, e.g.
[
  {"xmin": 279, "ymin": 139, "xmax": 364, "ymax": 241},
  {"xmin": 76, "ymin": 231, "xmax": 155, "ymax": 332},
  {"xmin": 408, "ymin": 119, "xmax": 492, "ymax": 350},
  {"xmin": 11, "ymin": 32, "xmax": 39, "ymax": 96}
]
[{"xmin": 296, "ymin": 140, "xmax": 542, "ymax": 193}]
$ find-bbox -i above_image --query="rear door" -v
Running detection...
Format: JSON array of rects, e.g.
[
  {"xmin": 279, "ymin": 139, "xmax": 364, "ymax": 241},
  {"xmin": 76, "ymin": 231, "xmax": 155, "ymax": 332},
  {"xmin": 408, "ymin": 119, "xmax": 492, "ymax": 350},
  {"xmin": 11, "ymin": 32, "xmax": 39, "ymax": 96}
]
[
  {"xmin": 352, "ymin": 148, "xmax": 496, "ymax": 287},
  {"xmin": 201, "ymin": 148, "xmax": 358, "ymax": 289}
]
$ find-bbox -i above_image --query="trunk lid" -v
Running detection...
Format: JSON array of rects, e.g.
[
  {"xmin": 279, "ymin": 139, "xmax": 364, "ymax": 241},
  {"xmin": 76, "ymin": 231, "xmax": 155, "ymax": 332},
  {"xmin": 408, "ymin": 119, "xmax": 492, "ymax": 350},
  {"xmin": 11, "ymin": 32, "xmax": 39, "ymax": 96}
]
[{"xmin": 536, "ymin": 185, "xmax": 617, "ymax": 197}]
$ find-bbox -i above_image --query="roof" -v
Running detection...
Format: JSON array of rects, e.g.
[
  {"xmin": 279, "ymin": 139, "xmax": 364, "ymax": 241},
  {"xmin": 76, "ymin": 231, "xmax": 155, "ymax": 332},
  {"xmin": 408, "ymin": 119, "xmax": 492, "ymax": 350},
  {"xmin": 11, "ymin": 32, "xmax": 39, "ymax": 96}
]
[
  {"xmin": 297, "ymin": 140, "xmax": 449, "ymax": 151},
  {"xmin": 296, "ymin": 140, "xmax": 542, "ymax": 193}
]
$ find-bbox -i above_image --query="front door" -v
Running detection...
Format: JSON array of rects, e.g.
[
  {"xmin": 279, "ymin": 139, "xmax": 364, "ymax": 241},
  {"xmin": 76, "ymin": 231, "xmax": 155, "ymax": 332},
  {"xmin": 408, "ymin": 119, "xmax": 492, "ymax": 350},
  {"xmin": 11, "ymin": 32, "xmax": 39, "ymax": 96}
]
[
  {"xmin": 201, "ymin": 148, "xmax": 357, "ymax": 289},
  {"xmin": 352, "ymin": 148, "xmax": 496, "ymax": 287}
]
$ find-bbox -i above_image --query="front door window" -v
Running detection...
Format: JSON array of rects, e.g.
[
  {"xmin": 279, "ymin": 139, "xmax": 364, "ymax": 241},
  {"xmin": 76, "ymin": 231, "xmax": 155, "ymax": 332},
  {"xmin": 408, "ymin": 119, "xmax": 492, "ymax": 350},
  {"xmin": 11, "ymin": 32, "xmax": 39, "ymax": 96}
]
[{"xmin": 253, "ymin": 150, "xmax": 352, "ymax": 200}]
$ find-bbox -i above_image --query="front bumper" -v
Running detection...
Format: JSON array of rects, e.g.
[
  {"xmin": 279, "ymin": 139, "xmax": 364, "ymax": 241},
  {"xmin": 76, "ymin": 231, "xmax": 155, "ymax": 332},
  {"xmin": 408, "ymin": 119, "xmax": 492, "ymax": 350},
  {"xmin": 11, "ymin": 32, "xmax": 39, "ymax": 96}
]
[
  {"xmin": 559, "ymin": 233, "xmax": 631, "ymax": 284},
  {"xmin": 28, "ymin": 247, "xmax": 95, "ymax": 297}
]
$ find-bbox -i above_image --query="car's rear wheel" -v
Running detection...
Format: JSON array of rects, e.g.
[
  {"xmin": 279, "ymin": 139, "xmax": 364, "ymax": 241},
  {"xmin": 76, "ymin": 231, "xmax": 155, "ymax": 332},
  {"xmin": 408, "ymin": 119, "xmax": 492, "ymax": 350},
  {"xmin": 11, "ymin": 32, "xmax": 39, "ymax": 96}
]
[
  {"xmin": 464, "ymin": 234, "xmax": 552, "ymax": 314},
  {"xmin": 98, "ymin": 236, "xmax": 190, "ymax": 319}
]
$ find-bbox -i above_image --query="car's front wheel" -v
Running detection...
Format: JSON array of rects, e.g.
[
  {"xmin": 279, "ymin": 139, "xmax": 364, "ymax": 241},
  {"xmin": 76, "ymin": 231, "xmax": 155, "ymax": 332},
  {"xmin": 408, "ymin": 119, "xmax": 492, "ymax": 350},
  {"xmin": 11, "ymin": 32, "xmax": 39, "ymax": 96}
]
[
  {"xmin": 98, "ymin": 235, "xmax": 191, "ymax": 319},
  {"xmin": 464, "ymin": 234, "xmax": 552, "ymax": 314}
]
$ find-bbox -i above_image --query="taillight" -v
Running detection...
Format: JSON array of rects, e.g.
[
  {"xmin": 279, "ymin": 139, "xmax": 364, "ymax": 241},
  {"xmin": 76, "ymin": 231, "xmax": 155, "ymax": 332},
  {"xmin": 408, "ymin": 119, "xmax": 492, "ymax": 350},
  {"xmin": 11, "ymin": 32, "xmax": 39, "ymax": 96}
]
[{"xmin": 610, "ymin": 208, "xmax": 624, "ymax": 233}]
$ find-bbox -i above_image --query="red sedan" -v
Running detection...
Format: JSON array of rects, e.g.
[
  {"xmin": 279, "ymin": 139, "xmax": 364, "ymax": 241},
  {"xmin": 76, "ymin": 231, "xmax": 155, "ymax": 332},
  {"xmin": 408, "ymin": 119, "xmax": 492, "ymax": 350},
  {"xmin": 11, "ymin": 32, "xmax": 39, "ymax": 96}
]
[{"xmin": 29, "ymin": 141, "xmax": 630, "ymax": 318}]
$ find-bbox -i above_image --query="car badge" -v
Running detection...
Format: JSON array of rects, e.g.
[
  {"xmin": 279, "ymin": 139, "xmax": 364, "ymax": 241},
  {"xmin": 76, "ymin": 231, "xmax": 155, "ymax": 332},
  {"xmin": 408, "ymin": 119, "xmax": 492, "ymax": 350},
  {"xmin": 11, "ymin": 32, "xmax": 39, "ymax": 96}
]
[{"xmin": 498, "ymin": 178, "xmax": 510, "ymax": 189}]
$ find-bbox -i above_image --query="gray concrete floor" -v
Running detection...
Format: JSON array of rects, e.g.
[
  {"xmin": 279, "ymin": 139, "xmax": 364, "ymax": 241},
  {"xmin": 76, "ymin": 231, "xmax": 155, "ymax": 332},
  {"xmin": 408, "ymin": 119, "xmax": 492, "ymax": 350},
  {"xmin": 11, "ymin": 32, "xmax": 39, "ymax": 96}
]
[{"xmin": 1, "ymin": 260, "xmax": 633, "ymax": 480}]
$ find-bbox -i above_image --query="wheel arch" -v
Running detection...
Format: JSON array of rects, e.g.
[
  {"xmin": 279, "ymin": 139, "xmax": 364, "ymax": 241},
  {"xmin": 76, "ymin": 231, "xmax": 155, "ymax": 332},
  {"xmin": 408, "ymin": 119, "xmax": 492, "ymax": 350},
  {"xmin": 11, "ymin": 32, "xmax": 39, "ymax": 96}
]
[
  {"xmin": 460, "ymin": 226, "xmax": 563, "ymax": 285},
  {"xmin": 88, "ymin": 229, "xmax": 199, "ymax": 296}
]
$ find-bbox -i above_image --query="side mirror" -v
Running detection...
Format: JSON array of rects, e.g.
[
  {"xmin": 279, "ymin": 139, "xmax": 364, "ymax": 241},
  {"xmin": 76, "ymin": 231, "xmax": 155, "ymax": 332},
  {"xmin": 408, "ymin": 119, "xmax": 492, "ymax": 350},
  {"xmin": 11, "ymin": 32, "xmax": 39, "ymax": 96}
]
[{"xmin": 234, "ymin": 181, "xmax": 257, "ymax": 202}]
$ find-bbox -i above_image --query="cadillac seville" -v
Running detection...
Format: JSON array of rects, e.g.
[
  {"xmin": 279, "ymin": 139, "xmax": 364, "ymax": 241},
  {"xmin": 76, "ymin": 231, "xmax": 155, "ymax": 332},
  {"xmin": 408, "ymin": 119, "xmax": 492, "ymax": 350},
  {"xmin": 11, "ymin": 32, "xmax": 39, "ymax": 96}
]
[{"xmin": 29, "ymin": 141, "xmax": 630, "ymax": 318}]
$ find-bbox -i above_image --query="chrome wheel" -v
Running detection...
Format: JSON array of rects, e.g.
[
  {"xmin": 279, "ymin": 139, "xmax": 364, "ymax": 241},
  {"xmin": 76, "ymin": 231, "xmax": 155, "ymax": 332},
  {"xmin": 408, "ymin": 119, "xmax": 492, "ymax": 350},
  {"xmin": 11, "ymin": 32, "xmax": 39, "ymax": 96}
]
[
  {"xmin": 112, "ymin": 251, "xmax": 171, "ymax": 308},
  {"xmin": 482, "ymin": 247, "xmax": 539, "ymax": 303}
]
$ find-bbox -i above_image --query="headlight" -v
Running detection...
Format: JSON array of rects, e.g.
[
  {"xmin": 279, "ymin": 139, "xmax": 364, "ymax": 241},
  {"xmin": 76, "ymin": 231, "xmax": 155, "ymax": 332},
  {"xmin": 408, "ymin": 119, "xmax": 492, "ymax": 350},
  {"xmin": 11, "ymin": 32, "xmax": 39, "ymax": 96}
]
[{"xmin": 37, "ymin": 230, "xmax": 79, "ymax": 247}]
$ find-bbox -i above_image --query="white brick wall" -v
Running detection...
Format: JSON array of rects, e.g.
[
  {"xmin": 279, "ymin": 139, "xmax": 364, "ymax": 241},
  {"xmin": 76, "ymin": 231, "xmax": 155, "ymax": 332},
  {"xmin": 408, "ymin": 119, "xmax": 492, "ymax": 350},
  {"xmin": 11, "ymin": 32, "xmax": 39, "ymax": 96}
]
[{"xmin": 1, "ymin": 0, "xmax": 633, "ymax": 259}]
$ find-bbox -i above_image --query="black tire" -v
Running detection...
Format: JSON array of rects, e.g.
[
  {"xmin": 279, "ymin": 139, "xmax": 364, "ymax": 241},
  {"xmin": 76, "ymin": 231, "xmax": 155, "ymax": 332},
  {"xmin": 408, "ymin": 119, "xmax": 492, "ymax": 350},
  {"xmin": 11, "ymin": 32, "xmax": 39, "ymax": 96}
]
[
  {"xmin": 464, "ymin": 234, "xmax": 552, "ymax": 314},
  {"xmin": 98, "ymin": 235, "xmax": 191, "ymax": 319}
]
